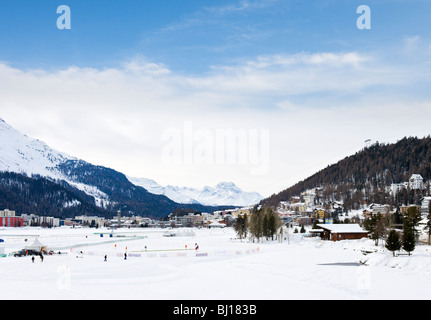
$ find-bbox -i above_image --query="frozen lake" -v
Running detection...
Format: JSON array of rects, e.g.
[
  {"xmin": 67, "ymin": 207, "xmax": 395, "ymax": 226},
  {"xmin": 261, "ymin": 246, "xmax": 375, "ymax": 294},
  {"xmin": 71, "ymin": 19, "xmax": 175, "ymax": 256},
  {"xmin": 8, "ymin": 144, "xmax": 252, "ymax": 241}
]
[{"xmin": 1, "ymin": 226, "xmax": 431, "ymax": 300}]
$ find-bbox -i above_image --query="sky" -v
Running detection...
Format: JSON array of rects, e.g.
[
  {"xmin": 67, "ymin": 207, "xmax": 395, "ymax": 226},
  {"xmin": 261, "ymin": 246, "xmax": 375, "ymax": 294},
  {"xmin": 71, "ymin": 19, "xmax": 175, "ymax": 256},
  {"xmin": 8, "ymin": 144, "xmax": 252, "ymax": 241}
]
[{"xmin": 0, "ymin": 0, "xmax": 431, "ymax": 197}]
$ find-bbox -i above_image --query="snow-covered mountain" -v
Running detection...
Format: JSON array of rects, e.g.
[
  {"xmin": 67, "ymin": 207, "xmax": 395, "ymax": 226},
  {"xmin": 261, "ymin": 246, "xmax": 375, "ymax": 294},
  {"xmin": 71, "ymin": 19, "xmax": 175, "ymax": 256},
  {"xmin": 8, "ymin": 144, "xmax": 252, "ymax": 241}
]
[
  {"xmin": 0, "ymin": 118, "xmax": 74, "ymax": 178},
  {"xmin": 127, "ymin": 177, "xmax": 263, "ymax": 207}
]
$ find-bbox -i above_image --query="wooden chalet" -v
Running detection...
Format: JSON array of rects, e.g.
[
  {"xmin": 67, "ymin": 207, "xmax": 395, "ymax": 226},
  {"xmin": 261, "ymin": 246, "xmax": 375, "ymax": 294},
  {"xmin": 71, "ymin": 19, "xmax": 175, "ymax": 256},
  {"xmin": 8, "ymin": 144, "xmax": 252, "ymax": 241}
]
[{"xmin": 315, "ymin": 224, "xmax": 369, "ymax": 241}]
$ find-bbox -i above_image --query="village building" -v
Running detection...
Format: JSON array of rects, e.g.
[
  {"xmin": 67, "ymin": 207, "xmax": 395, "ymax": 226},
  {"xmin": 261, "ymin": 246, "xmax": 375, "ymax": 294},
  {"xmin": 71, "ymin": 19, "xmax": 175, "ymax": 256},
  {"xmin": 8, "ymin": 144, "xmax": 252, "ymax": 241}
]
[
  {"xmin": 409, "ymin": 174, "xmax": 424, "ymax": 190},
  {"xmin": 0, "ymin": 209, "xmax": 23, "ymax": 227},
  {"xmin": 370, "ymin": 203, "xmax": 390, "ymax": 215},
  {"xmin": 389, "ymin": 174, "xmax": 427, "ymax": 195},
  {"xmin": 315, "ymin": 224, "xmax": 369, "ymax": 241},
  {"xmin": 74, "ymin": 215, "xmax": 107, "ymax": 228},
  {"xmin": 421, "ymin": 197, "xmax": 431, "ymax": 216},
  {"xmin": 362, "ymin": 209, "xmax": 372, "ymax": 219},
  {"xmin": 399, "ymin": 204, "xmax": 421, "ymax": 215}
]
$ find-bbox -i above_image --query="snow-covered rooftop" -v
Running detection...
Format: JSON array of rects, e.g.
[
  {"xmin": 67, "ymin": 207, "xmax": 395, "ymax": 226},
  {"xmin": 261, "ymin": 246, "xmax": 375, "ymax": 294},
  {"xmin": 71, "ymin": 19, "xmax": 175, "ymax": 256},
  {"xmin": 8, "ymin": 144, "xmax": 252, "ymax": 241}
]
[{"xmin": 316, "ymin": 224, "xmax": 368, "ymax": 233}]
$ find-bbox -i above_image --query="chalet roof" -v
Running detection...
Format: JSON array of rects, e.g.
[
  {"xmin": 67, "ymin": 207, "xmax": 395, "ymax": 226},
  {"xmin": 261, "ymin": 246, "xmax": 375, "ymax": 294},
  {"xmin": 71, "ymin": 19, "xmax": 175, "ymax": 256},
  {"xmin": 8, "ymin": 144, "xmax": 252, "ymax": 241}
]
[
  {"xmin": 208, "ymin": 221, "xmax": 226, "ymax": 227},
  {"xmin": 316, "ymin": 224, "xmax": 368, "ymax": 234}
]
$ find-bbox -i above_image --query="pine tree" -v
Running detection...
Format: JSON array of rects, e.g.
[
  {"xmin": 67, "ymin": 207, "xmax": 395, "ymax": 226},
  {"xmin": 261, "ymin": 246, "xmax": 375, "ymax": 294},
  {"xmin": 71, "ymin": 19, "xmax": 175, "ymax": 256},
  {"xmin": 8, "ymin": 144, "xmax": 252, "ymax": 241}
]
[
  {"xmin": 265, "ymin": 209, "xmax": 280, "ymax": 241},
  {"xmin": 234, "ymin": 214, "xmax": 248, "ymax": 241},
  {"xmin": 262, "ymin": 213, "xmax": 270, "ymax": 240},
  {"xmin": 403, "ymin": 206, "xmax": 421, "ymax": 240},
  {"xmin": 402, "ymin": 229, "xmax": 416, "ymax": 256},
  {"xmin": 385, "ymin": 229, "xmax": 401, "ymax": 257},
  {"xmin": 426, "ymin": 203, "xmax": 431, "ymax": 245},
  {"xmin": 249, "ymin": 209, "xmax": 263, "ymax": 242}
]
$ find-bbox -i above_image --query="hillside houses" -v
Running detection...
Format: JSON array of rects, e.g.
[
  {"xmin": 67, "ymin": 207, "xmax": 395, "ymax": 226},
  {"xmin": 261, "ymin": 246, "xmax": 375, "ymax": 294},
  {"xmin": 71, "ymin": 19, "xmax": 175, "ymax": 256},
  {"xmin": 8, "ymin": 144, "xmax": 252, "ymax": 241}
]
[
  {"xmin": 275, "ymin": 174, "xmax": 431, "ymax": 228},
  {"xmin": 277, "ymin": 191, "xmax": 345, "ymax": 226},
  {"xmin": 389, "ymin": 174, "xmax": 429, "ymax": 195}
]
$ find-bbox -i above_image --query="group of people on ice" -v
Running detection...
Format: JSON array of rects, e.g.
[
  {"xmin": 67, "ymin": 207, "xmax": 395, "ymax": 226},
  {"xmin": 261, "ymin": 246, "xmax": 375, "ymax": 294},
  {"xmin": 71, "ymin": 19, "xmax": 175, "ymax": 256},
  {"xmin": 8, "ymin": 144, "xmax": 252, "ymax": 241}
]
[{"xmin": 102, "ymin": 242, "xmax": 200, "ymax": 262}]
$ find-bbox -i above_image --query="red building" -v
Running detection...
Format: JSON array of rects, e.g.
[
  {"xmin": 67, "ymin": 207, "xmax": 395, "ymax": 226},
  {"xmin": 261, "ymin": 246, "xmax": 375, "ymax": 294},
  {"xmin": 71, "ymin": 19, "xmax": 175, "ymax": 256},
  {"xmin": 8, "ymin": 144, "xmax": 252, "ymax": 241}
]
[{"xmin": 0, "ymin": 216, "xmax": 23, "ymax": 227}]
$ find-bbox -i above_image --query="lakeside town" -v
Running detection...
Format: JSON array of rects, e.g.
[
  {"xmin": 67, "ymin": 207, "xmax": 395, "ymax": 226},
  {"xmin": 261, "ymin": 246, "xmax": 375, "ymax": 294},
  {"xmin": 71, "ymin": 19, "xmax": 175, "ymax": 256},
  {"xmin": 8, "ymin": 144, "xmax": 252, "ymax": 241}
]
[
  {"xmin": 1, "ymin": 173, "xmax": 431, "ymax": 300},
  {"xmin": 2, "ymin": 173, "xmax": 430, "ymax": 245}
]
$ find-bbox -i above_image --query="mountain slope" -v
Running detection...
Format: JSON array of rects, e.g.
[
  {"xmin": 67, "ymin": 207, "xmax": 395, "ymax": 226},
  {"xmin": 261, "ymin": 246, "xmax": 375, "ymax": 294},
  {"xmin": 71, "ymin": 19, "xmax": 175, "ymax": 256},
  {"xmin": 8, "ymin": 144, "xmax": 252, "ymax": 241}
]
[
  {"xmin": 0, "ymin": 118, "xmax": 74, "ymax": 178},
  {"xmin": 261, "ymin": 136, "xmax": 431, "ymax": 209},
  {"xmin": 0, "ymin": 171, "xmax": 107, "ymax": 218}
]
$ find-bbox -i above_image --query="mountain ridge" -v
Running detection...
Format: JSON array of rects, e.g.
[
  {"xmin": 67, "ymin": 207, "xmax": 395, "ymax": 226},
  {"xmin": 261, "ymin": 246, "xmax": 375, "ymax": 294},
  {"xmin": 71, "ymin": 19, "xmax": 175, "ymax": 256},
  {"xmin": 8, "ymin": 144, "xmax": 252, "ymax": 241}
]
[{"xmin": 127, "ymin": 177, "xmax": 263, "ymax": 207}]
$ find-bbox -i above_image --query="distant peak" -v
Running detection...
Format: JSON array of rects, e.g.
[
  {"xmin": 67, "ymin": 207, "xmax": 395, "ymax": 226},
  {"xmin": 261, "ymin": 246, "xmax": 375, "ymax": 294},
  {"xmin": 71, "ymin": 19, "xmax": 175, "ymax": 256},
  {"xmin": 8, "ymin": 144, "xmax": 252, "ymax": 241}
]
[{"xmin": 216, "ymin": 181, "xmax": 236, "ymax": 187}]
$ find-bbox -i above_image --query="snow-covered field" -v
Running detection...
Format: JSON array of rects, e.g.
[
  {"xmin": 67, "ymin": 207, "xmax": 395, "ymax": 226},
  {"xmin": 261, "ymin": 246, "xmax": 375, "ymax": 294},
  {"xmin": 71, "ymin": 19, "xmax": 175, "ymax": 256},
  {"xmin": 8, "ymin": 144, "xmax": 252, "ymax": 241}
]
[{"xmin": 1, "ymin": 226, "xmax": 431, "ymax": 300}]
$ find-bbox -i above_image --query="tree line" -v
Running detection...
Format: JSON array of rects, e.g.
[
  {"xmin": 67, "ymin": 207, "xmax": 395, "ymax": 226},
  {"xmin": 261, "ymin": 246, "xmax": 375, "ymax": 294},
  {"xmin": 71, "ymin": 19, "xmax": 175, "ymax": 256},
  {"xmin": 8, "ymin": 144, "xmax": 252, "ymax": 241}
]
[
  {"xmin": 234, "ymin": 207, "xmax": 283, "ymax": 242},
  {"xmin": 364, "ymin": 204, "xmax": 431, "ymax": 256}
]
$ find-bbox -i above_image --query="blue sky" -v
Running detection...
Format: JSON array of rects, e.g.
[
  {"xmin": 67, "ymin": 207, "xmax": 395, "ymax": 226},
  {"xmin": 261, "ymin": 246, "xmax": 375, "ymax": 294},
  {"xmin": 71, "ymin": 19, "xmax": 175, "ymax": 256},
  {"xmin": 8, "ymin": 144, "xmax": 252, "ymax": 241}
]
[
  {"xmin": 0, "ymin": 0, "xmax": 429, "ymax": 72},
  {"xmin": 0, "ymin": 0, "xmax": 431, "ymax": 196}
]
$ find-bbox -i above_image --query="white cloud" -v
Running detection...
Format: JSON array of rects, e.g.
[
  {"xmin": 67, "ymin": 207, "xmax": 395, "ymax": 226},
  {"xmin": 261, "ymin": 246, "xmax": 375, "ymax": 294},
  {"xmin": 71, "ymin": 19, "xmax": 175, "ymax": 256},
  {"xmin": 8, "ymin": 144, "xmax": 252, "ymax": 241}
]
[
  {"xmin": 0, "ymin": 51, "xmax": 430, "ymax": 196},
  {"xmin": 204, "ymin": 0, "xmax": 276, "ymax": 15}
]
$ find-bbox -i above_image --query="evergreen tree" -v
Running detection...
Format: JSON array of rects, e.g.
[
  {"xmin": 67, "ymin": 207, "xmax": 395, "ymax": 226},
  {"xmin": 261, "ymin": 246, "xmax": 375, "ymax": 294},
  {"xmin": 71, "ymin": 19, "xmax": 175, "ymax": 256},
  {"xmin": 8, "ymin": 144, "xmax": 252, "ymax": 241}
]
[
  {"xmin": 265, "ymin": 209, "xmax": 280, "ymax": 241},
  {"xmin": 269, "ymin": 213, "xmax": 276, "ymax": 240},
  {"xmin": 249, "ymin": 207, "xmax": 281, "ymax": 242},
  {"xmin": 249, "ymin": 209, "xmax": 263, "ymax": 242},
  {"xmin": 426, "ymin": 203, "xmax": 431, "ymax": 245},
  {"xmin": 393, "ymin": 208, "xmax": 403, "ymax": 225},
  {"xmin": 385, "ymin": 229, "xmax": 401, "ymax": 257},
  {"xmin": 262, "ymin": 213, "xmax": 270, "ymax": 240},
  {"xmin": 234, "ymin": 214, "xmax": 248, "ymax": 241},
  {"xmin": 403, "ymin": 206, "xmax": 421, "ymax": 241},
  {"xmin": 402, "ymin": 229, "xmax": 416, "ymax": 256}
]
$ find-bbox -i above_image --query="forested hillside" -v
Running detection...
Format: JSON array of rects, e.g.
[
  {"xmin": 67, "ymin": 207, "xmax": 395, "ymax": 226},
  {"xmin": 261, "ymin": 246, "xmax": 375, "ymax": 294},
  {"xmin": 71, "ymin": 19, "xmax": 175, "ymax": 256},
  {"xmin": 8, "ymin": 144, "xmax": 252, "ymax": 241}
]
[
  {"xmin": 0, "ymin": 171, "xmax": 108, "ymax": 218},
  {"xmin": 261, "ymin": 136, "xmax": 431, "ymax": 211},
  {"xmin": 0, "ymin": 169, "xmax": 232, "ymax": 219}
]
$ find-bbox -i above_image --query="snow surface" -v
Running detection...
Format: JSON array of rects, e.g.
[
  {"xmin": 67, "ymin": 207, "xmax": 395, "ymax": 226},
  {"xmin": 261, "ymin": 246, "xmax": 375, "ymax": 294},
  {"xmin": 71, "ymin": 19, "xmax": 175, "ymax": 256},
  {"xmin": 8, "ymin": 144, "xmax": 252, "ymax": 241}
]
[{"xmin": 1, "ymin": 226, "xmax": 431, "ymax": 300}]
